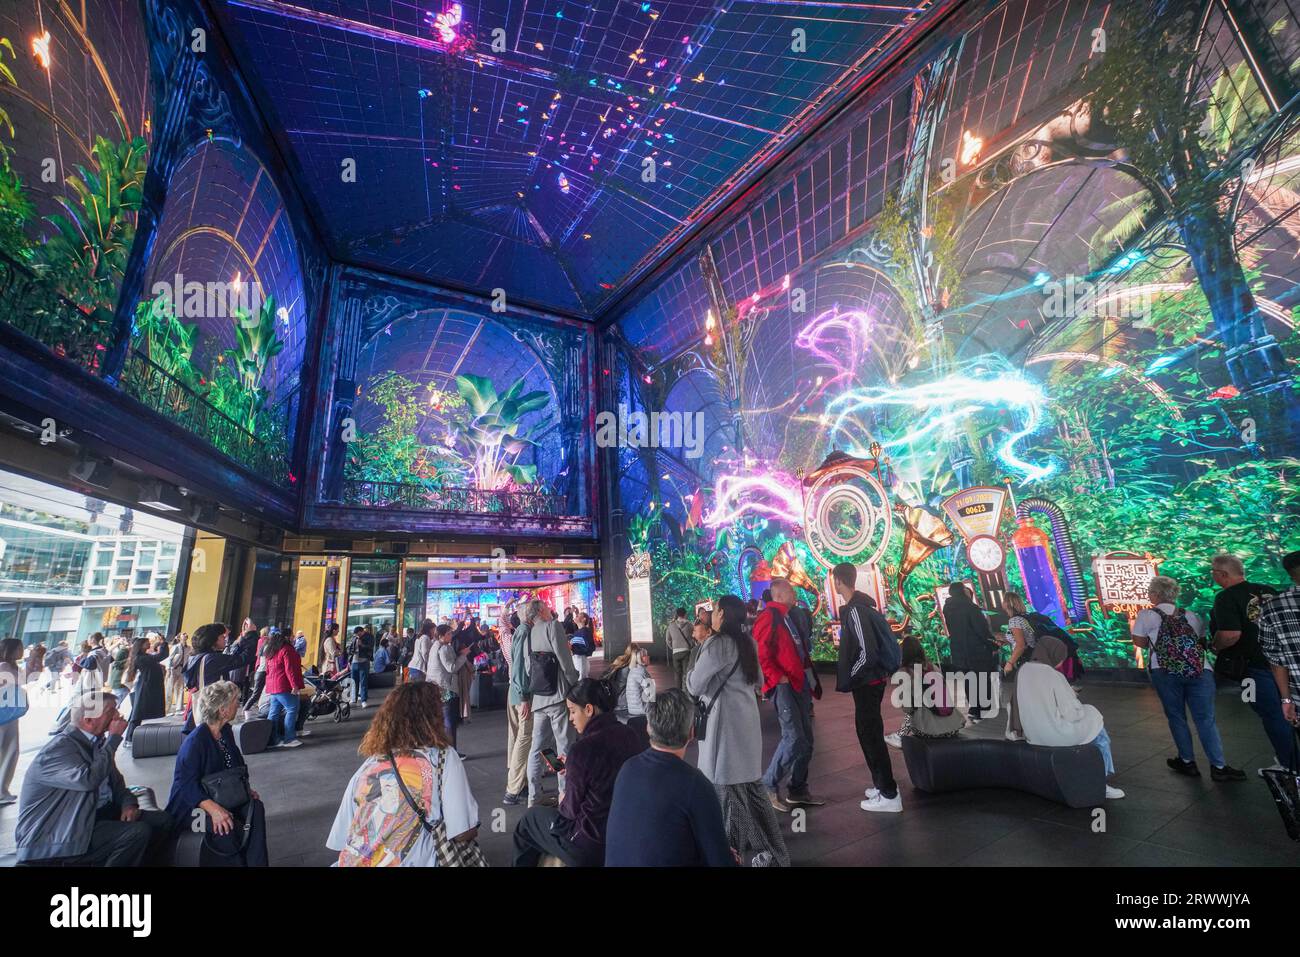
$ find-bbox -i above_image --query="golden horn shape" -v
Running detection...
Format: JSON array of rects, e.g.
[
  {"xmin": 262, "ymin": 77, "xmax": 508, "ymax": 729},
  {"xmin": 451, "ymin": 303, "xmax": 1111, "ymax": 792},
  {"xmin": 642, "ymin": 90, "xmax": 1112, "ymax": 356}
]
[
  {"xmin": 770, "ymin": 541, "xmax": 824, "ymax": 617},
  {"xmin": 896, "ymin": 506, "xmax": 955, "ymax": 620}
]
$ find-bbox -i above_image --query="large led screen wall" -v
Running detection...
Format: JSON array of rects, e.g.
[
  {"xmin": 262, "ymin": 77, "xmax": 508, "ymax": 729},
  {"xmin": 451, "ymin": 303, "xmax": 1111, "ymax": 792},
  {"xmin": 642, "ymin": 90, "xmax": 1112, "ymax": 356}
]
[{"xmin": 609, "ymin": 0, "xmax": 1300, "ymax": 668}]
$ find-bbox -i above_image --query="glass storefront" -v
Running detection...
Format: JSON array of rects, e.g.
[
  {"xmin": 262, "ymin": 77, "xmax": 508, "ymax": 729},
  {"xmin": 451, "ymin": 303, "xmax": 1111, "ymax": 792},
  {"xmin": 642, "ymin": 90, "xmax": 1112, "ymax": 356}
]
[
  {"xmin": 345, "ymin": 558, "xmax": 399, "ymax": 634},
  {"xmin": 0, "ymin": 472, "xmax": 186, "ymax": 646}
]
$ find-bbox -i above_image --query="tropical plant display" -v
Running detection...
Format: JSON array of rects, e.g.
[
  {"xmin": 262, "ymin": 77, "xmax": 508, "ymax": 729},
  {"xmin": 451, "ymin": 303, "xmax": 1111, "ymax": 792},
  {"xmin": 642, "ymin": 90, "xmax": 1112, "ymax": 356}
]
[{"xmin": 345, "ymin": 370, "xmax": 554, "ymax": 494}]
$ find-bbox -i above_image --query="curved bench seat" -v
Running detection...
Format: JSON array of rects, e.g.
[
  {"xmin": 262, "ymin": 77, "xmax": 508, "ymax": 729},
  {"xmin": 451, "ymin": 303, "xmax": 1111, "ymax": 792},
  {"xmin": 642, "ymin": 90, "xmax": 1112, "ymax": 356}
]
[{"xmin": 902, "ymin": 734, "xmax": 1106, "ymax": 808}]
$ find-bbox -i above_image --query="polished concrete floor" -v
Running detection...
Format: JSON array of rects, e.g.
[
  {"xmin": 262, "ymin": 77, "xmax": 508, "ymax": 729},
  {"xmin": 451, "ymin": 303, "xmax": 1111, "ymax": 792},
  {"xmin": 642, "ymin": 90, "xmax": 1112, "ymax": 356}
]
[{"xmin": 2, "ymin": 661, "xmax": 1296, "ymax": 867}]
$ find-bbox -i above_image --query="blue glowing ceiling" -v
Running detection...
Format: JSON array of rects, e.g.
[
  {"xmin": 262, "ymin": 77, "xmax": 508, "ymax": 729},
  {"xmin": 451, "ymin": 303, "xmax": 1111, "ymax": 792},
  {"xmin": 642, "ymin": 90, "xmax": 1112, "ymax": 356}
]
[{"xmin": 215, "ymin": 0, "xmax": 944, "ymax": 317}]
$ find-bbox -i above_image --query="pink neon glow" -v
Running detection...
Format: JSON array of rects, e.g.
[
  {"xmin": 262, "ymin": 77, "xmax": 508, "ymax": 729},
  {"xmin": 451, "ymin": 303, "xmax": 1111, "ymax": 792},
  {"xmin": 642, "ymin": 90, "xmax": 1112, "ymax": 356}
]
[
  {"xmin": 794, "ymin": 307, "xmax": 874, "ymax": 396},
  {"xmin": 433, "ymin": 3, "xmax": 463, "ymax": 43},
  {"xmin": 703, "ymin": 472, "xmax": 803, "ymax": 527}
]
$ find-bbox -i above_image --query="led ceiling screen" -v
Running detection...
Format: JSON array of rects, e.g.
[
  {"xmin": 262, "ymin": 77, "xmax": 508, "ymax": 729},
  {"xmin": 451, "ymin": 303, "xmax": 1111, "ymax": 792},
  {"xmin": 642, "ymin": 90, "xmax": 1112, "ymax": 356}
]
[{"xmin": 215, "ymin": 0, "xmax": 944, "ymax": 316}]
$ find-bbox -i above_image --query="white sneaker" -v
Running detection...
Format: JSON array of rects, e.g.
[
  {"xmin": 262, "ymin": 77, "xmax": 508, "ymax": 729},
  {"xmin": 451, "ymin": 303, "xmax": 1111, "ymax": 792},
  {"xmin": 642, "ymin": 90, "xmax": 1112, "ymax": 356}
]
[
  {"xmin": 298, "ymin": 729, "xmax": 312, "ymax": 737},
  {"xmin": 360, "ymin": 701, "xmax": 368, "ymax": 708},
  {"xmin": 0, "ymin": 792, "xmax": 16, "ymax": 806},
  {"xmin": 860, "ymin": 792, "xmax": 903, "ymax": 813},
  {"xmin": 885, "ymin": 732, "xmax": 902, "ymax": 750},
  {"xmin": 1005, "ymin": 729, "xmax": 1024, "ymax": 742},
  {"xmin": 1105, "ymin": 785, "xmax": 1125, "ymax": 799},
  {"xmin": 274, "ymin": 739, "xmax": 304, "ymax": 749},
  {"xmin": 1258, "ymin": 760, "xmax": 1286, "ymax": 778},
  {"xmin": 863, "ymin": 788, "xmax": 879, "ymax": 799}
]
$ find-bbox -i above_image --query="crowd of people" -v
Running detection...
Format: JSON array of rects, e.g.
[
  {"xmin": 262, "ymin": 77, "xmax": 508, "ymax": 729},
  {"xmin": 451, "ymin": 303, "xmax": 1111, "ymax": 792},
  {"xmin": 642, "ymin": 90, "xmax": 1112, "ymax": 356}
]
[{"xmin": 3, "ymin": 547, "xmax": 1298, "ymax": 868}]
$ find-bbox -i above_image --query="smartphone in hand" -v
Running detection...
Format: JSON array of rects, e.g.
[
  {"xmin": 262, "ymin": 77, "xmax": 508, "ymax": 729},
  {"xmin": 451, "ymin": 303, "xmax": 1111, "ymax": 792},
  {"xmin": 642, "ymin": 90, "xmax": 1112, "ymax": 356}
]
[{"xmin": 540, "ymin": 747, "xmax": 565, "ymax": 773}]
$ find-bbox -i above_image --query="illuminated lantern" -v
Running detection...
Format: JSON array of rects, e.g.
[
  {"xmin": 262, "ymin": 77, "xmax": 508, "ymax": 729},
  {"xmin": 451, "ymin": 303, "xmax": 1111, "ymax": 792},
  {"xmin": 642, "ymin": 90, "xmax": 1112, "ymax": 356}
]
[{"xmin": 1011, "ymin": 516, "xmax": 1069, "ymax": 627}]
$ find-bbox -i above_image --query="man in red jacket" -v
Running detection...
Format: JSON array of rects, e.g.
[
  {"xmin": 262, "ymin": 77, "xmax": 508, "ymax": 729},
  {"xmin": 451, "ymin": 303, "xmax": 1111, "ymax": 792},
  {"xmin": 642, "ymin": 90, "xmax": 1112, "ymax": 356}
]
[{"xmin": 755, "ymin": 579, "xmax": 825, "ymax": 812}]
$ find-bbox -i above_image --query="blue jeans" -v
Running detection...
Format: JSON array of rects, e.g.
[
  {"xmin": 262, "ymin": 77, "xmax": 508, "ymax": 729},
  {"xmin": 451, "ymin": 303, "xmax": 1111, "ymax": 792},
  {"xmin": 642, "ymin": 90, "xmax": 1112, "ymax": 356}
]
[
  {"xmin": 443, "ymin": 695, "xmax": 460, "ymax": 749},
  {"xmin": 350, "ymin": 662, "xmax": 370, "ymax": 704},
  {"xmin": 1247, "ymin": 666, "xmax": 1297, "ymax": 766},
  {"xmin": 762, "ymin": 682, "xmax": 813, "ymax": 793},
  {"xmin": 267, "ymin": 692, "xmax": 300, "ymax": 745},
  {"xmin": 1090, "ymin": 725, "xmax": 1115, "ymax": 777},
  {"xmin": 1149, "ymin": 668, "xmax": 1226, "ymax": 767}
]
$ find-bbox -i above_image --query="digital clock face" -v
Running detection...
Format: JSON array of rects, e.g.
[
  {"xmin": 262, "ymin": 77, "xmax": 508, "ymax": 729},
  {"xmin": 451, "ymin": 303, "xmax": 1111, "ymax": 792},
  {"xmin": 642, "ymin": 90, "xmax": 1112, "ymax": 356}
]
[{"xmin": 967, "ymin": 535, "xmax": 1006, "ymax": 573}]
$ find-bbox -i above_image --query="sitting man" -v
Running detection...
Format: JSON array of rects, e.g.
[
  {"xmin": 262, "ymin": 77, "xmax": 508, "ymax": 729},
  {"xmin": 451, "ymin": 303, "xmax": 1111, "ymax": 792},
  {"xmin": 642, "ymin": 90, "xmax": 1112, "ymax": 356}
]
[
  {"xmin": 372, "ymin": 638, "xmax": 395, "ymax": 674},
  {"xmin": 605, "ymin": 689, "xmax": 735, "ymax": 867},
  {"xmin": 17, "ymin": 690, "xmax": 173, "ymax": 866},
  {"xmin": 512, "ymin": 678, "xmax": 642, "ymax": 867}
]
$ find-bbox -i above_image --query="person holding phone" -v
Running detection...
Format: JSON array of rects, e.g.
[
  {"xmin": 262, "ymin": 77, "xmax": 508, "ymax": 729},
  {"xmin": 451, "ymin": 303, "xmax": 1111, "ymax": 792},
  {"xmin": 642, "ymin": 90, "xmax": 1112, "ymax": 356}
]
[
  {"xmin": 430, "ymin": 624, "xmax": 471, "ymax": 752},
  {"xmin": 512, "ymin": 678, "xmax": 641, "ymax": 867}
]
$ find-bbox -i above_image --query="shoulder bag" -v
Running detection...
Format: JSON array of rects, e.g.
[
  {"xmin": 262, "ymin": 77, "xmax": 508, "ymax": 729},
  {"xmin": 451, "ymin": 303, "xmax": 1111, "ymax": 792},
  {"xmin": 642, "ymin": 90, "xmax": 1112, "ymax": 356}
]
[
  {"xmin": 692, "ymin": 644, "xmax": 741, "ymax": 743},
  {"xmin": 388, "ymin": 749, "xmax": 488, "ymax": 867}
]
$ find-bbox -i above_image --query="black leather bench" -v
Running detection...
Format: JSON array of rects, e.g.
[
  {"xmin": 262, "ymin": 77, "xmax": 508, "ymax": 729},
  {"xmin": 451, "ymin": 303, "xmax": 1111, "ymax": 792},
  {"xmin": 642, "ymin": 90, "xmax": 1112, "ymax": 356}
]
[
  {"xmin": 131, "ymin": 717, "xmax": 185, "ymax": 759},
  {"xmin": 232, "ymin": 718, "xmax": 273, "ymax": 755},
  {"xmin": 902, "ymin": 734, "xmax": 1106, "ymax": 808}
]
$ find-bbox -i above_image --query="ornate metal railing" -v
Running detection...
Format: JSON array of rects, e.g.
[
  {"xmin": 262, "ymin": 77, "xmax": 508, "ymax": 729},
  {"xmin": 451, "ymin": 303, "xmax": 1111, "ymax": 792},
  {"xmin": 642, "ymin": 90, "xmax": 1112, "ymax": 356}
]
[
  {"xmin": 0, "ymin": 250, "xmax": 110, "ymax": 373},
  {"xmin": 0, "ymin": 249, "xmax": 290, "ymax": 485},
  {"xmin": 342, "ymin": 479, "xmax": 571, "ymax": 517},
  {"xmin": 119, "ymin": 350, "xmax": 290, "ymax": 485}
]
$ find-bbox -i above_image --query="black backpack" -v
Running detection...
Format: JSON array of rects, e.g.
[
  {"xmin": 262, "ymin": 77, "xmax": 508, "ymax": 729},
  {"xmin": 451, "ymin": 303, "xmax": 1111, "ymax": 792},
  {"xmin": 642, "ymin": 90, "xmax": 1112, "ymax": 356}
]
[{"xmin": 526, "ymin": 628, "xmax": 559, "ymax": 697}]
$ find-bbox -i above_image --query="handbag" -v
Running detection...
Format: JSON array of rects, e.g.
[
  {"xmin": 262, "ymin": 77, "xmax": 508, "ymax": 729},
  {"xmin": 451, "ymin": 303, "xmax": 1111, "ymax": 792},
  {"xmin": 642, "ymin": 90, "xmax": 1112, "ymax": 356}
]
[
  {"xmin": 388, "ymin": 749, "xmax": 488, "ymax": 867},
  {"xmin": 201, "ymin": 762, "xmax": 252, "ymax": 811},
  {"xmin": 692, "ymin": 652, "xmax": 741, "ymax": 743}
]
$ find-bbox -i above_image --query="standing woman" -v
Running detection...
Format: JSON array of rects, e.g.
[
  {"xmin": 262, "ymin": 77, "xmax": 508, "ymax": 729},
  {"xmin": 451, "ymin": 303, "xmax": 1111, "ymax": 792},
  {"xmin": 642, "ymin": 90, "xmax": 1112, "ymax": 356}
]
[
  {"xmin": 687, "ymin": 594, "xmax": 790, "ymax": 867},
  {"xmin": 430, "ymin": 624, "xmax": 471, "ymax": 752},
  {"xmin": 109, "ymin": 641, "xmax": 131, "ymax": 706},
  {"xmin": 123, "ymin": 633, "xmax": 170, "ymax": 747},
  {"xmin": 264, "ymin": 629, "xmax": 306, "ymax": 749},
  {"xmin": 166, "ymin": 635, "xmax": 189, "ymax": 714},
  {"xmin": 23, "ymin": 643, "xmax": 45, "ymax": 686},
  {"xmin": 408, "ymin": 619, "xmax": 435, "ymax": 683},
  {"xmin": 0, "ymin": 638, "xmax": 25, "ymax": 805},
  {"xmin": 1000, "ymin": 593, "xmax": 1036, "ymax": 742},
  {"xmin": 624, "ymin": 647, "xmax": 656, "ymax": 744},
  {"xmin": 570, "ymin": 612, "xmax": 595, "ymax": 680},
  {"xmin": 455, "ymin": 619, "xmax": 476, "ymax": 721}
]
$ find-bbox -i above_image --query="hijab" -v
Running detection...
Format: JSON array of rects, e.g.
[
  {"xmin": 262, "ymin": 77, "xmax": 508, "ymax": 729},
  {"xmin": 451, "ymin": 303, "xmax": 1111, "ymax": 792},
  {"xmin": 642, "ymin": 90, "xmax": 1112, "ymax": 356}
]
[{"xmin": 1031, "ymin": 635, "xmax": 1068, "ymax": 670}]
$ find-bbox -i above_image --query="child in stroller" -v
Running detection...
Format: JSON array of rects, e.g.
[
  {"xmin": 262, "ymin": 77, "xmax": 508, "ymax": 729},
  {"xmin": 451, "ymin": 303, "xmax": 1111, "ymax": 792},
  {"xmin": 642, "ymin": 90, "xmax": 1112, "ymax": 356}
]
[{"xmin": 304, "ymin": 666, "xmax": 352, "ymax": 723}]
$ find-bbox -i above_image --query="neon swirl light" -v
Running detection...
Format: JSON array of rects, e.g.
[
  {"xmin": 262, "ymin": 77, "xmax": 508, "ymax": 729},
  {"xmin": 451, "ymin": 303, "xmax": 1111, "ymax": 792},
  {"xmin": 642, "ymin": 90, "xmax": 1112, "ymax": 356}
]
[{"xmin": 702, "ymin": 473, "xmax": 803, "ymax": 527}]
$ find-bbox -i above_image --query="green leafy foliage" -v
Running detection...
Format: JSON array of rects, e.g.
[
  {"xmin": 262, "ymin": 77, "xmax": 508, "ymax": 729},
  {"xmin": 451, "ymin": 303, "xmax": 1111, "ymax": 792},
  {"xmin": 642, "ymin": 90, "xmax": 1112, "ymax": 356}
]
[
  {"xmin": 453, "ymin": 373, "xmax": 550, "ymax": 489},
  {"xmin": 38, "ymin": 116, "xmax": 147, "ymax": 324}
]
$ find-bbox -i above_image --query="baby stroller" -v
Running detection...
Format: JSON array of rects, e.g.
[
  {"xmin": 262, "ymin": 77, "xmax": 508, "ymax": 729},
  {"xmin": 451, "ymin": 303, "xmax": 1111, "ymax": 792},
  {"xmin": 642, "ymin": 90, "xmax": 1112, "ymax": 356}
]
[{"xmin": 304, "ymin": 668, "xmax": 352, "ymax": 723}]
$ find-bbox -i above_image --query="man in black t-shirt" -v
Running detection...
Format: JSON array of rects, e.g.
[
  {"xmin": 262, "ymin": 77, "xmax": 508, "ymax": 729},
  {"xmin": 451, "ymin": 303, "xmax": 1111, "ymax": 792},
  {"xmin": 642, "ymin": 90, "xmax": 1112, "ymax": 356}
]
[{"xmin": 1209, "ymin": 553, "xmax": 1288, "ymax": 775}]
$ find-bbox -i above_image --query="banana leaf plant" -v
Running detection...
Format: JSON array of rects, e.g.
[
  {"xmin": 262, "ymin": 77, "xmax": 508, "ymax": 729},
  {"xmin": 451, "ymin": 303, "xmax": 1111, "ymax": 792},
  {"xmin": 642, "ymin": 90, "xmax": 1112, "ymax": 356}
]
[
  {"xmin": 453, "ymin": 373, "xmax": 550, "ymax": 489},
  {"xmin": 0, "ymin": 38, "xmax": 32, "ymax": 264},
  {"xmin": 132, "ymin": 294, "xmax": 202, "ymax": 388},
  {"xmin": 221, "ymin": 295, "xmax": 285, "ymax": 432}
]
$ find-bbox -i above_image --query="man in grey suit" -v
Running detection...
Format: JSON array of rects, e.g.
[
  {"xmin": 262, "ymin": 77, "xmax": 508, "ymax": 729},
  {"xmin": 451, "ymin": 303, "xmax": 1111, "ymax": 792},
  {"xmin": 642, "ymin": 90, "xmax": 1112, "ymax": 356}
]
[
  {"xmin": 17, "ymin": 690, "xmax": 172, "ymax": 866},
  {"xmin": 523, "ymin": 600, "xmax": 579, "ymax": 806}
]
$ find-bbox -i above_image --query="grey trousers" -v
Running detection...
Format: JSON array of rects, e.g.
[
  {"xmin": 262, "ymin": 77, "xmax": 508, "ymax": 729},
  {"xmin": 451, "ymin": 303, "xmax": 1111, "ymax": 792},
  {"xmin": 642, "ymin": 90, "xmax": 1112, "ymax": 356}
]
[{"xmin": 527, "ymin": 702, "xmax": 576, "ymax": 803}]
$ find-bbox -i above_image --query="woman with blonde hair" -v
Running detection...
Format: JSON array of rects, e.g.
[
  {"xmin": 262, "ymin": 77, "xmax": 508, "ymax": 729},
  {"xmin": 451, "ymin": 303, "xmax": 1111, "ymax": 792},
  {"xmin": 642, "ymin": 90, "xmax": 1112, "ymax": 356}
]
[
  {"xmin": 1000, "ymin": 593, "xmax": 1034, "ymax": 741},
  {"xmin": 327, "ymin": 682, "xmax": 481, "ymax": 866}
]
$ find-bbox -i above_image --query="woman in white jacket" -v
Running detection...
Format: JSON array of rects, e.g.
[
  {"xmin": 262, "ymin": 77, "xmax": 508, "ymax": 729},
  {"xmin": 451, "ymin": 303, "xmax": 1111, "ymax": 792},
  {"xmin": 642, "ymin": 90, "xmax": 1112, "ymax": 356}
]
[
  {"xmin": 408, "ymin": 621, "xmax": 436, "ymax": 682},
  {"xmin": 624, "ymin": 647, "xmax": 656, "ymax": 741},
  {"xmin": 1016, "ymin": 637, "xmax": 1125, "ymax": 799}
]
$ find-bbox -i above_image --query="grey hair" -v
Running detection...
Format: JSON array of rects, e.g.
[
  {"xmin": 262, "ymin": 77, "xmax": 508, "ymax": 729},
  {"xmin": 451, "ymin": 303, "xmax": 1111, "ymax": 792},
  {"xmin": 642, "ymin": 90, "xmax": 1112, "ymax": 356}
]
[
  {"xmin": 525, "ymin": 599, "xmax": 544, "ymax": 626},
  {"xmin": 1148, "ymin": 575, "xmax": 1181, "ymax": 604},
  {"xmin": 647, "ymin": 688, "xmax": 695, "ymax": 749},
  {"xmin": 197, "ymin": 680, "xmax": 242, "ymax": 726},
  {"xmin": 68, "ymin": 690, "xmax": 115, "ymax": 727},
  {"xmin": 1212, "ymin": 554, "xmax": 1245, "ymax": 577}
]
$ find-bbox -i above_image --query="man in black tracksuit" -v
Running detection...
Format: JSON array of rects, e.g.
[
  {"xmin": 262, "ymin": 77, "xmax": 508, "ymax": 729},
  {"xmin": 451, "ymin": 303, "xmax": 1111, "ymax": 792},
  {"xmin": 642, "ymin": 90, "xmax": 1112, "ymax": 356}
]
[{"xmin": 832, "ymin": 562, "xmax": 901, "ymax": 813}]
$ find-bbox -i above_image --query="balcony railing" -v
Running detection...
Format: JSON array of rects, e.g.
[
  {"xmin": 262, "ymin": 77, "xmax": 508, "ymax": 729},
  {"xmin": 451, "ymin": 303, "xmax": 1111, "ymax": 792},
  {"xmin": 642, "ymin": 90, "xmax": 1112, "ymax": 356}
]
[
  {"xmin": 118, "ymin": 351, "xmax": 290, "ymax": 485},
  {"xmin": 0, "ymin": 249, "xmax": 290, "ymax": 486},
  {"xmin": 0, "ymin": 250, "xmax": 109, "ymax": 373},
  {"xmin": 342, "ymin": 479, "xmax": 571, "ymax": 518}
]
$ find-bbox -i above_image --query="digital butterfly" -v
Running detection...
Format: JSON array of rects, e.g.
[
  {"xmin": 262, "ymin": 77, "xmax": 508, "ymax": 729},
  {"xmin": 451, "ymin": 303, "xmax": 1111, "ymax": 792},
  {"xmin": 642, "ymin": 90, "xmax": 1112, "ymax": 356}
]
[{"xmin": 432, "ymin": 3, "xmax": 463, "ymax": 44}]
